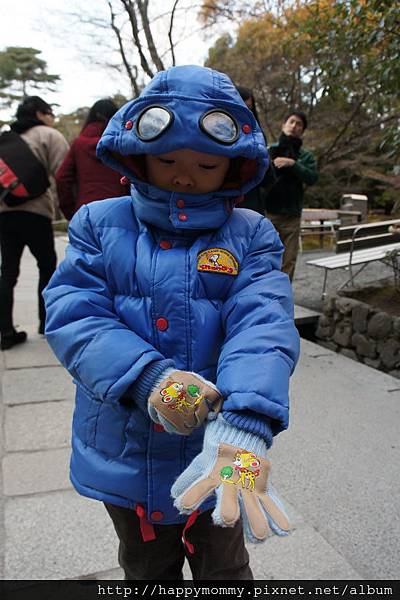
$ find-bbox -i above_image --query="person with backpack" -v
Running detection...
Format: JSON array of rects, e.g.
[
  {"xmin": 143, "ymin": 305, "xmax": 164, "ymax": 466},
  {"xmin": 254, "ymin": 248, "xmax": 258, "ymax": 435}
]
[
  {"xmin": 55, "ymin": 99, "xmax": 128, "ymax": 221},
  {"xmin": 0, "ymin": 96, "xmax": 69, "ymax": 350}
]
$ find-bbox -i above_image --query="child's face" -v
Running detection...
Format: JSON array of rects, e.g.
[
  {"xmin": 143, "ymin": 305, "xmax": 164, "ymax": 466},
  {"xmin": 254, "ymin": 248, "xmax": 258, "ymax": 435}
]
[{"xmin": 145, "ymin": 149, "xmax": 230, "ymax": 194}]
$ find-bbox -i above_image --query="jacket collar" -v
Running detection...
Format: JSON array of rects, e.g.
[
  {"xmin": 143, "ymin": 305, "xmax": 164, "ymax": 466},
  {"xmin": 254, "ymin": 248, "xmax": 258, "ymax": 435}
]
[{"xmin": 131, "ymin": 181, "xmax": 234, "ymax": 234}]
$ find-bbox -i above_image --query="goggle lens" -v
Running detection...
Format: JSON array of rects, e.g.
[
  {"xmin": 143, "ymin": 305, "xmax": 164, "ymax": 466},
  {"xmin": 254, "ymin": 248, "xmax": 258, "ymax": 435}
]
[
  {"xmin": 136, "ymin": 106, "xmax": 173, "ymax": 141},
  {"xmin": 200, "ymin": 110, "xmax": 239, "ymax": 144}
]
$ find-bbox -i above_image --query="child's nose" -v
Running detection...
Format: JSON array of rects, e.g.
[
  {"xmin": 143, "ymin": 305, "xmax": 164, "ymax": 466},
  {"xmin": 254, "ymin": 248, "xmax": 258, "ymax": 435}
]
[{"xmin": 173, "ymin": 172, "xmax": 195, "ymax": 188}]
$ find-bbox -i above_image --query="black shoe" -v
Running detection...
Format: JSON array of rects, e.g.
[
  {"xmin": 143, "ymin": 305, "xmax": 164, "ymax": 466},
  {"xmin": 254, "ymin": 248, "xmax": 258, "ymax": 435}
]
[{"xmin": 1, "ymin": 329, "xmax": 28, "ymax": 350}]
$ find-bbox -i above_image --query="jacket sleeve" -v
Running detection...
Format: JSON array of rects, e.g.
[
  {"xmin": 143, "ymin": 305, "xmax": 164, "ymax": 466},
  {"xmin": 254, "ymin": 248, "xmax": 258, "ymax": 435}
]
[
  {"xmin": 43, "ymin": 205, "xmax": 173, "ymax": 405},
  {"xmin": 55, "ymin": 143, "xmax": 78, "ymax": 220},
  {"xmin": 291, "ymin": 150, "xmax": 318, "ymax": 185},
  {"xmin": 217, "ymin": 217, "xmax": 300, "ymax": 438}
]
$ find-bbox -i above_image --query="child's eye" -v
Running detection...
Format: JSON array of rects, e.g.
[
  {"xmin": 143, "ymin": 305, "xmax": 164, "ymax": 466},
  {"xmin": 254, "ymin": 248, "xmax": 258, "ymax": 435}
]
[
  {"xmin": 158, "ymin": 157, "xmax": 175, "ymax": 164},
  {"xmin": 199, "ymin": 164, "xmax": 217, "ymax": 170}
]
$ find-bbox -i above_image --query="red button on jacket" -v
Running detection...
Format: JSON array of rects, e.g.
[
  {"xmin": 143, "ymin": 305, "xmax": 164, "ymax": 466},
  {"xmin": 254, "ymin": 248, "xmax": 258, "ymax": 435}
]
[
  {"xmin": 156, "ymin": 317, "xmax": 169, "ymax": 331},
  {"xmin": 176, "ymin": 199, "xmax": 185, "ymax": 208},
  {"xmin": 150, "ymin": 511, "xmax": 164, "ymax": 521},
  {"xmin": 159, "ymin": 240, "xmax": 171, "ymax": 250},
  {"xmin": 178, "ymin": 213, "xmax": 188, "ymax": 222}
]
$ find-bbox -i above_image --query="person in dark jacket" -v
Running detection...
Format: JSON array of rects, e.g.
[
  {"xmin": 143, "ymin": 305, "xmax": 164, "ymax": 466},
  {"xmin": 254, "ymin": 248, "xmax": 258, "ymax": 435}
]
[
  {"xmin": 235, "ymin": 86, "xmax": 268, "ymax": 215},
  {"xmin": 265, "ymin": 111, "xmax": 318, "ymax": 281},
  {"xmin": 0, "ymin": 96, "xmax": 69, "ymax": 349},
  {"xmin": 55, "ymin": 99, "xmax": 128, "ymax": 220},
  {"xmin": 44, "ymin": 66, "xmax": 300, "ymax": 581}
]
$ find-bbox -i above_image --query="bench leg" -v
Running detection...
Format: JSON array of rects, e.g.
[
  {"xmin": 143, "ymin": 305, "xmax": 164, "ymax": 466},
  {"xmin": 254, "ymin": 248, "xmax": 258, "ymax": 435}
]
[
  {"xmin": 338, "ymin": 262, "xmax": 368, "ymax": 290},
  {"xmin": 321, "ymin": 269, "xmax": 328, "ymax": 299}
]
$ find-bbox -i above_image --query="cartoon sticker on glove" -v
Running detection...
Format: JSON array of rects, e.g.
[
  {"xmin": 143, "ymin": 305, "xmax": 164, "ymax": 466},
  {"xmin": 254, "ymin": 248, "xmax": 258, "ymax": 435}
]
[
  {"xmin": 160, "ymin": 380, "xmax": 205, "ymax": 413},
  {"xmin": 219, "ymin": 449, "xmax": 260, "ymax": 491}
]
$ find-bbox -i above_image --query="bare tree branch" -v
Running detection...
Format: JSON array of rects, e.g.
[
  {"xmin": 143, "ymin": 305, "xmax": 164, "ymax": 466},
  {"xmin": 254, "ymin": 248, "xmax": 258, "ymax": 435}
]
[
  {"xmin": 136, "ymin": 0, "xmax": 165, "ymax": 72},
  {"xmin": 318, "ymin": 94, "xmax": 367, "ymax": 165},
  {"xmin": 168, "ymin": 0, "xmax": 180, "ymax": 66},
  {"xmin": 108, "ymin": 1, "xmax": 140, "ymax": 95},
  {"xmin": 120, "ymin": 0, "xmax": 154, "ymax": 78}
]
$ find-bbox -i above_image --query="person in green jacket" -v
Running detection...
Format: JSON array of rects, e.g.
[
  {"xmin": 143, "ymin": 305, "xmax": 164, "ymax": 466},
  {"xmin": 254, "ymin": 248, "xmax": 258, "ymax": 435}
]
[{"xmin": 265, "ymin": 111, "xmax": 318, "ymax": 281}]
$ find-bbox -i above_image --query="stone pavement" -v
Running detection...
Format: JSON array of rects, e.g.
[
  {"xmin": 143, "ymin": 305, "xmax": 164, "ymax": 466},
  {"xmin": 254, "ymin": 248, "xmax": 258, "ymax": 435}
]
[{"xmin": 1, "ymin": 237, "xmax": 399, "ymax": 580}]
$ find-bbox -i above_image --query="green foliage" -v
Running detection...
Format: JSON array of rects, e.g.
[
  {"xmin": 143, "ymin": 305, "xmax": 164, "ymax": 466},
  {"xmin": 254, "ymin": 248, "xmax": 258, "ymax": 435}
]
[
  {"xmin": 0, "ymin": 46, "xmax": 60, "ymax": 107},
  {"xmin": 55, "ymin": 107, "xmax": 88, "ymax": 143},
  {"xmin": 204, "ymin": 0, "xmax": 400, "ymax": 211}
]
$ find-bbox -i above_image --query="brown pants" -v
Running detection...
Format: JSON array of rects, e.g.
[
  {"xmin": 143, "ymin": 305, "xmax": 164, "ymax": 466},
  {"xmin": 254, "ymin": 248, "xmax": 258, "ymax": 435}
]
[
  {"xmin": 266, "ymin": 213, "xmax": 301, "ymax": 282},
  {"xmin": 105, "ymin": 503, "xmax": 253, "ymax": 581}
]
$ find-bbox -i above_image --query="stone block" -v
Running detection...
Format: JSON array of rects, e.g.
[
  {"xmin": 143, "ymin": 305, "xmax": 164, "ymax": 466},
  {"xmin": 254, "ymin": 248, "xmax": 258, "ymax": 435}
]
[
  {"xmin": 364, "ymin": 357, "xmax": 382, "ymax": 369},
  {"xmin": 351, "ymin": 333, "xmax": 377, "ymax": 358},
  {"xmin": 336, "ymin": 296, "xmax": 360, "ymax": 315},
  {"xmin": 367, "ymin": 312, "xmax": 393, "ymax": 339},
  {"xmin": 378, "ymin": 338, "xmax": 400, "ymax": 370},
  {"xmin": 322, "ymin": 295, "xmax": 336, "ymax": 316},
  {"xmin": 4, "ymin": 491, "xmax": 118, "ymax": 579},
  {"xmin": 249, "ymin": 523, "xmax": 362, "ymax": 580},
  {"xmin": 352, "ymin": 303, "xmax": 370, "ymax": 333},
  {"xmin": 339, "ymin": 348, "xmax": 358, "ymax": 361},
  {"xmin": 2, "ymin": 366, "xmax": 74, "ymax": 405},
  {"xmin": 3, "ymin": 448, "xmax": 71, "ymax": 496},
  {"xmin": 5, "ymin": 400, "xmax": 73, "ymax": 452},
  {"xmin": 333, "ymin": 321, "xmax": 352, "ymax": 347},
  {"xmin": 317, "ymin": 340, "xmax": 338, "ymax": 352},
  {"xmin": 316, "ymin": 315, "xmax": 334, "ymax": 339},
  {"xmin": 393, "ymin": 317, "xmax": 400, "ymax": 339},
  {"xmin": 3, "ymin": 338, "xmax": 59, "ymax": 369}
]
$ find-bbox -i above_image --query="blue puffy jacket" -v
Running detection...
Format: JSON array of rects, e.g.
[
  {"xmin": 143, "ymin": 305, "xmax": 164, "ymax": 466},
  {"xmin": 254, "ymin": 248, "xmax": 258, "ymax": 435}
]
[{"xmin": 44, "ymin": 66, "xmax": 300, "ymax": 524}]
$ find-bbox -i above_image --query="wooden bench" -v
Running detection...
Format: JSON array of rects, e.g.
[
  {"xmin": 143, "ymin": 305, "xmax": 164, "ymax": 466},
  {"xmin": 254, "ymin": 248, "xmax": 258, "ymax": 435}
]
[
  {"xmin": 306, "ymin": 219, "xmax": 400, "ymax": 297},
  {"xmin": 300, "ymin": 208, "xmax": 362, "ymax": 251}
]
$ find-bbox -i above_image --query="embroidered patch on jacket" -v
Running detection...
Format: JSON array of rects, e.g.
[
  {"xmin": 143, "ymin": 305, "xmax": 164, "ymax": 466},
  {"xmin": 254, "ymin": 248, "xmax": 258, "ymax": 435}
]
[{"xmin": 197, "ymin": 248, "xmax": 239, "ymax": 275}]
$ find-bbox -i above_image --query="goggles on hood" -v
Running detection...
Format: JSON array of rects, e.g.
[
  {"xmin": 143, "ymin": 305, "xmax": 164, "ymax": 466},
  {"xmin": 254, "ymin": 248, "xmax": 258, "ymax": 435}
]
[{"xmin": 136, "ymin": 105, "xmax": 239, "ymax": 145}]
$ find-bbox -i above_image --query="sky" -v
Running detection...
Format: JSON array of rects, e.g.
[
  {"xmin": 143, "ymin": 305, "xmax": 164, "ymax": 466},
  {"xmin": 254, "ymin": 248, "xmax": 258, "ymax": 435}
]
[{"xmin": 1, "ymin": 0, "xmax": 215, "ymax": 120}]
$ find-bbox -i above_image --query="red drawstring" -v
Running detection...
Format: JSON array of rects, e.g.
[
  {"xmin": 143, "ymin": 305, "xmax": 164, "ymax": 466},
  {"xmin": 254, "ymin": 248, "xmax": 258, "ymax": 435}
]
[
  {"xmin": 135, "ymin": 504, "xmax": 156, "ymax": 542},
  {"xmin": 182, "ymin": 509, "xmax": 200, "ymax": 555}
]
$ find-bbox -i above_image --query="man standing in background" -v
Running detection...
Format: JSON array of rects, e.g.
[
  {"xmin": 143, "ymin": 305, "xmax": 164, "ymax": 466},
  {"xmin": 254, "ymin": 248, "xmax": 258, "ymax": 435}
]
[{"xmin": 265, "ymin": 111, "xmax": 318, "ymax": 281}]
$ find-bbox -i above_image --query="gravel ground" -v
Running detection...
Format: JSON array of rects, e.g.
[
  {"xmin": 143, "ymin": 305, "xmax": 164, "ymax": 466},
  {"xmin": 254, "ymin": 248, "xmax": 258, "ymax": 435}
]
[{"xmin": 292, "ymin": 249, "xmax": 395, "ymax": 312}]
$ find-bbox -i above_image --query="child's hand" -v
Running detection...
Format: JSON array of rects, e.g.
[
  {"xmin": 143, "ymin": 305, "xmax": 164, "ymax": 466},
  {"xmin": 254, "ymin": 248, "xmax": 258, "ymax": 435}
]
[
  {"xmin": 171, "ymin": 416, "xmax": 291, "ymax": 543},
  {"xmin": 148, "ymin": 371, "xmax": 222, "ymax": 435}
]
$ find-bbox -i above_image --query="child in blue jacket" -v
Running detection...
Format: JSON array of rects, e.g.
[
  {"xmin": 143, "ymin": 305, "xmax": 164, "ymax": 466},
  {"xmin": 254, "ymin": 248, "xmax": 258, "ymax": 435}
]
[{"xmin": 44, "ymin": 65, "xmax": 300, "ymax": 581}]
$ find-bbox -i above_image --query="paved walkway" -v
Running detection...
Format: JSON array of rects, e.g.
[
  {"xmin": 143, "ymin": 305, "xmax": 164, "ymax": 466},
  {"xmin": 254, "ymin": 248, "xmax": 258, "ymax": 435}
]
[{"xmin": 1, "ymin": 237, "xmax": 399, "ymax": 580}]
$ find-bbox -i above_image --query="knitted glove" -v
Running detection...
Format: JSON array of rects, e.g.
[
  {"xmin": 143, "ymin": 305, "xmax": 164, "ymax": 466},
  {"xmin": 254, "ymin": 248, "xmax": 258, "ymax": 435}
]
[
  {"xmin": 148, "ymin": 370, "xmax": 223, "ymax": 435},
  {"xmin": 171, "ymin": 415, "xmax": 290, "ymax": 543}
]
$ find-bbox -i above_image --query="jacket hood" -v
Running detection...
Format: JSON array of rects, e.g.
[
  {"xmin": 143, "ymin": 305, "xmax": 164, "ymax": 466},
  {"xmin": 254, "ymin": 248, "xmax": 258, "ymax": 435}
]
[{"xmin": 97, "ymin": 65, "xmax": 268, "ymax": 200}]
